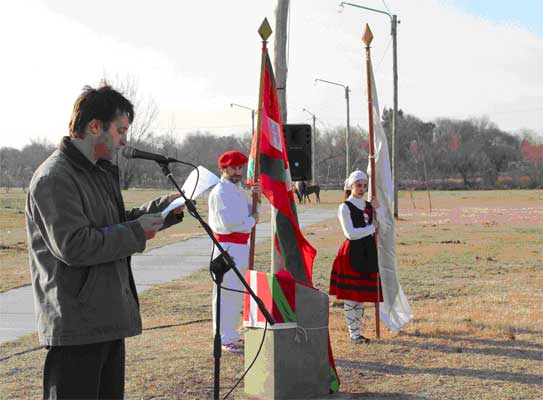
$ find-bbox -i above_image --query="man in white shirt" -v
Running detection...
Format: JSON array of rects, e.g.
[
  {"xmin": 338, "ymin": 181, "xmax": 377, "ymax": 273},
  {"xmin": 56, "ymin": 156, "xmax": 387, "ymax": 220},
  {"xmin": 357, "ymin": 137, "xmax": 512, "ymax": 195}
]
[{"xmin": 208, "ymin": 150, "xmax": 261, "ymax": 353}]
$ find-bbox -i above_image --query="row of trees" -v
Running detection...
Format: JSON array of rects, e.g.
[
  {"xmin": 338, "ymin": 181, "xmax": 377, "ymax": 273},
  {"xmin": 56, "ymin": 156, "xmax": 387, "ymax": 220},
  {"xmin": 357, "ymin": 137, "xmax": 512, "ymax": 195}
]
[
  {"xmin": 380, "ymin": 110, "xmax": 542, "ymax": 189},
  {"xmin": 1, "ymin": 111, "xmax": 541, "ymax": 191},
  {"xmin": 311, "ymin": 111, "xmax": 541, "ymax": 190}
]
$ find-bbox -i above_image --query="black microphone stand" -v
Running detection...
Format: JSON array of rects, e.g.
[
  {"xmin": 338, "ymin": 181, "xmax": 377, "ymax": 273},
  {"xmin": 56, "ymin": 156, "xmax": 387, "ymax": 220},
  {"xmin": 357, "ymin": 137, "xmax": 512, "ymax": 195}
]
[{"xmin": 156, "ymin": 161, "xmax": 275, "ymax": 400}]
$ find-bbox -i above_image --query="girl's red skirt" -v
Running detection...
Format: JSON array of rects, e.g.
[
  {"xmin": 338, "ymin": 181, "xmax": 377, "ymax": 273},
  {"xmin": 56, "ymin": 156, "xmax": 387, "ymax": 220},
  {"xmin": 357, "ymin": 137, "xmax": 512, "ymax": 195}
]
[{"xmin": 329, "ymin": 239, "xmax": 383, "ymax": 303}]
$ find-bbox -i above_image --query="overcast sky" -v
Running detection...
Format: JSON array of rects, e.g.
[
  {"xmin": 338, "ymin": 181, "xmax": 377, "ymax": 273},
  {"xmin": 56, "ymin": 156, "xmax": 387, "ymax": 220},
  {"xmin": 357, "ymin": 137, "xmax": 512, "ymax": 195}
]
[{"xmin": 1, "ymin": 0, "xmax": 542, "ymax": 149}]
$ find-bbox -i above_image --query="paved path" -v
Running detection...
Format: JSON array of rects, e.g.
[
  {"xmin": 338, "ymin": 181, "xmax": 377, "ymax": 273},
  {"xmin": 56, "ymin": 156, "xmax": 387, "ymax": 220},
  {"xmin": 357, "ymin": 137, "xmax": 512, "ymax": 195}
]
[{"xmin": 0, "ymin": 207, "xmax": 336, "ymax": 344}]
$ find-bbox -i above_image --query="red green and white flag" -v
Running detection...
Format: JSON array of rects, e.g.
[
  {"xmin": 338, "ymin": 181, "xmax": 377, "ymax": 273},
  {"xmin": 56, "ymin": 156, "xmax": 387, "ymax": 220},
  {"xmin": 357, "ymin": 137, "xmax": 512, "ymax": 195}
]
[
  {"xmin": 247, "ymin": 51, "xmax": 316, "ymax": 286},
  {"xmin": 243, "ymin": 270, "xmax": 297, "ymax": 329},
  {"xmin": 246, "ymin": 41, "xmax": 339, "ymax": 393},
  {"xmin": 242, "ymin": 271, "xmax": 340, "ymax": 391}
]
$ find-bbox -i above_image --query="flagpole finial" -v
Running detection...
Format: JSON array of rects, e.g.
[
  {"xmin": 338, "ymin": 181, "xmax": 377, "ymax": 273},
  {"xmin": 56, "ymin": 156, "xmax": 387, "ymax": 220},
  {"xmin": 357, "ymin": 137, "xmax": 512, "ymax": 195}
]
[
  {"xmin": 362, "ymin": 23, "xmax": 374, "ymax": 47},
  {"xmin": 258, "ymin": 18, "xmax": 273, "ymax": 41}
]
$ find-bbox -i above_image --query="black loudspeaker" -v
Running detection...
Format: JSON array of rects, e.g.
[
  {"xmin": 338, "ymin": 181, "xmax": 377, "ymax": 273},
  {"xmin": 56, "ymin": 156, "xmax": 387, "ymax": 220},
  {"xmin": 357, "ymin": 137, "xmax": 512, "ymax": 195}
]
[{"xmin": 283, "ymin": 124, "xmax": 312, "ymax": 181}]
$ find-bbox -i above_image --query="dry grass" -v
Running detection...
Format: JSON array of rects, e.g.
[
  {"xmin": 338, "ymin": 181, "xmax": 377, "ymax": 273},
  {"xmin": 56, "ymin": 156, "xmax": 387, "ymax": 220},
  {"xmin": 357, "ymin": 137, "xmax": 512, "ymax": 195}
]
[
  {"xmin": 0, "ymin": 184, "xmax": 330, "ymax": 292},
  {"xmin": 0, "ymin": 188, "xmax": 271, "ymax": 293},
  {"xmin": 0, "ymin": 191, "xmax": 29, "ymax": 291},
  {"xmin": 1, "ymin": 190, "xmax": 542, "ymax": 399}
]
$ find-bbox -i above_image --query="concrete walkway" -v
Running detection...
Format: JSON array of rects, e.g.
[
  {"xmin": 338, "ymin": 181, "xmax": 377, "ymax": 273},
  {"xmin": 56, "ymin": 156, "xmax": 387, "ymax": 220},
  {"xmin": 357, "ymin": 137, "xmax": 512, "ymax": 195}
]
[{"xmin": 0, "ymin": 207, "xmax": 336, "ymax": 344}]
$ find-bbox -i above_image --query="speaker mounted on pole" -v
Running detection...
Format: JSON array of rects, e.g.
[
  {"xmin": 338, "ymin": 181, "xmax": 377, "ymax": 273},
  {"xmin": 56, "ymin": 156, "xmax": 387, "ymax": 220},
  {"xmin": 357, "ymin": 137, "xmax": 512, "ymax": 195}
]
[{"xmin": 283, "ymin": 124, "xmax": 312, "ymax": 182}]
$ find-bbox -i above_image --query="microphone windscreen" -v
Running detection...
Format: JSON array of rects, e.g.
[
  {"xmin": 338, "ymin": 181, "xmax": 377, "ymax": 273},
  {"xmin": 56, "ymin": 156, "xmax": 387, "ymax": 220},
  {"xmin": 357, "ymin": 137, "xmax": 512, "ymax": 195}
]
[{"xmin": 120, "ymin": 146, "xmax": 135, "ymax": 159}]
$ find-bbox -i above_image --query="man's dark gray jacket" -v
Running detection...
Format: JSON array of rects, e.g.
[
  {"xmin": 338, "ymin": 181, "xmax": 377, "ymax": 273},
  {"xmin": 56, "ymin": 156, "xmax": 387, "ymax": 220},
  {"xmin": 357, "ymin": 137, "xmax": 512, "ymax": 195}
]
[{"xmin": 25, "ymin": 137, "xmax": 180, "ymax": 346}]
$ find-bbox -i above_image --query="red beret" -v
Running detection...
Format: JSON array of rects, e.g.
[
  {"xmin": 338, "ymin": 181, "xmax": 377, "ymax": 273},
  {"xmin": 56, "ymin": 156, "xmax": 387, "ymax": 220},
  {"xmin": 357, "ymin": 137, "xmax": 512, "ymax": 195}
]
[{"xmin": 218, "ymin": 151, "xmax": 248, "ymax": 167}]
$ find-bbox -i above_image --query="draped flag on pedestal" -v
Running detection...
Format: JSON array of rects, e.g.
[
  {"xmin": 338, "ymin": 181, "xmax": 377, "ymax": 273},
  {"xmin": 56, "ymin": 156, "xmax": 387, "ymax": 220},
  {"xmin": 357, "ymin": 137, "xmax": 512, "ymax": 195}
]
[
  {"xmin": 247, "ymin": 50, "xmax": 316, "ymax": 287},
  {"xmin": 243, "ymin": 270, "xmax": 297, "ymax": 329},
  {"xmin": 246, "ymin": 36, "xmax": 339, "ymax": 391},
  {"xmin": 367, "ymin": 60, "xmax": 413, "ymax": 332}
]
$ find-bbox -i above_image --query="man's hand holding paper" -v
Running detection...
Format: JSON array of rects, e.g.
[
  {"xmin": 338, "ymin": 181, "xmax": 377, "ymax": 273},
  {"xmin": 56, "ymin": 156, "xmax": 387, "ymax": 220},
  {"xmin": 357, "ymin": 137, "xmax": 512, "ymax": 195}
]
[{"xmin": 161, "ymin": 166, "xmax": 220, "ymax": 218}]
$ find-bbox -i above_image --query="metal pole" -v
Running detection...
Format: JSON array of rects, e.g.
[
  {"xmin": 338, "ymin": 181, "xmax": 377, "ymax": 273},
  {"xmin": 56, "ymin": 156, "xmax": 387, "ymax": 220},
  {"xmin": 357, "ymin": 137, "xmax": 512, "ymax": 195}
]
[
  {"xmin": 314, "ymin": 116, "xmax": 319, "ymax": 185},
  {"xmin": 314, "ymin": 78, "xmax": 350, "ymax": 180},
  {"xmin": 274, "ymin": 0, "xmax": 289, "ymax": 123},
  {"xmin": 338, "ymin": 2, "xmax": 400, "ymax": 217},
  {"xmin": 312, "ymin": 114, "xmax": 316, "ymax": 184},
  {"xmin": 391, "ymin": 14, "xmax": 399, "ymax": 218},
  {"xmin": 230, "ymin": 103, "xmax": 255, "ymax": 136},
  {"xmin": 303, "ymin": 107, "xmax": 318, "ymax": 185},
  {"xmin": 345, "ymin": 86, "xmax": 351, "ymax": 177}
]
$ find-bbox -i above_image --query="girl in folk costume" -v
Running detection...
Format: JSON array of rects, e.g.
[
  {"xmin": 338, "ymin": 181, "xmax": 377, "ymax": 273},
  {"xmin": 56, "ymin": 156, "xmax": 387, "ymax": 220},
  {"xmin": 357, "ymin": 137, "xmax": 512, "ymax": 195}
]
[{"xmin": 329, "ymin": 170, "xmax": 383, "ymax": 344}]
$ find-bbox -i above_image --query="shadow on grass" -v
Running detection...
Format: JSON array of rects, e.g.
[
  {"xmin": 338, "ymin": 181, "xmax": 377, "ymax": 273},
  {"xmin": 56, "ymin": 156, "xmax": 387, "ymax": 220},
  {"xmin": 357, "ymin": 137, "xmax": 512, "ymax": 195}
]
[
  {"xmin": 329, "ymin": 392, "xmax": 431, "ymax": 400},
  {"xmin": 379, "ymin": 339, "xmax": 542, "ymax": 362},
  {"xmin": 399, "ymin": 331, "xmax": 543, "ymax": 350},
  {"xmin": 336, "ymin": 360, "xmax": 542, "ymax": 384}
]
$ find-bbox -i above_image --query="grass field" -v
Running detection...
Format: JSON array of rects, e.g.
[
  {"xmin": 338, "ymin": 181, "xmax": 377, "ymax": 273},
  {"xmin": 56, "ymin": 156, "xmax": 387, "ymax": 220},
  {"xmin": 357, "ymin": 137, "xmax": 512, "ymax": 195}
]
[
  {"xmin": 0, "ymin": 186, "xmax": 317, "ymax": 293},
  {"xmin": 0, "ymin": 188, "xmax": 271, "ymax": 293},
  {"xmin": 1, "ymin": 189, "xmax": 542, "ymax": 399}
]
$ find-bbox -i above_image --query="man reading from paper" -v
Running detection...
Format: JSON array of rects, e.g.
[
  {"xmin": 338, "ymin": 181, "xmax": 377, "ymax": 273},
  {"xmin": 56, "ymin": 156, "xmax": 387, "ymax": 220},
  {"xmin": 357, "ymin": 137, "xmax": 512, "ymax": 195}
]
[
  {"xmin": 25, "ymin": 83, "xmax": 185, "ymax": 400},
  {"xmin": 208, "ymin": 151, "xmax": 261, "ymax": 353}
]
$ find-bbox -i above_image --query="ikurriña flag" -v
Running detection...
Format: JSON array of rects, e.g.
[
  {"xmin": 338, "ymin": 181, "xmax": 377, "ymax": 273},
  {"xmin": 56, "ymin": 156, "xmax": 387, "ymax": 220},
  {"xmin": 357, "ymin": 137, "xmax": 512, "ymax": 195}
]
[{"xmin": 247, "ymin": 52, "xmax": 316, "ymax": 287}]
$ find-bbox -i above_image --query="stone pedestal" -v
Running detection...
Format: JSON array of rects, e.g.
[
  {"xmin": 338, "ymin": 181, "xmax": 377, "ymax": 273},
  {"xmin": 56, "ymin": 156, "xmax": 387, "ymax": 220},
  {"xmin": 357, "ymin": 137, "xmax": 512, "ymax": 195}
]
[{"xmin": 244, "ymin": 283, "xmax": 330, "ymax": 399}]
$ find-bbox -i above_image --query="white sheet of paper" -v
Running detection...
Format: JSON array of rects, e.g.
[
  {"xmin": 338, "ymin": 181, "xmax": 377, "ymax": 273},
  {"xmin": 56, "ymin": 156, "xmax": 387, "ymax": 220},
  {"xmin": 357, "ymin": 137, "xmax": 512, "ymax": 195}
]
[
  {"xmin": 161, "ymin": 197, "xmax": 186, "ymax": 217},
  {"xmin": 161, "ymin": 166, "xmax": 220, "ymax": 217},
  {"xmin": 182, "ymin": 165, "xmax": 220, "ymax": 200}
]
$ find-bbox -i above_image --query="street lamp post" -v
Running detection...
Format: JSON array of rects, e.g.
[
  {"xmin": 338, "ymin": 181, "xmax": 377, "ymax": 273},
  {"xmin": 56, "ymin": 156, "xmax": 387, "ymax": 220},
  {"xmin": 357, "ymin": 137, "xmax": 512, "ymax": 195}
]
[
  {"xmin": 302, "ymin": 107, "xmax": 318, "ymax": 184},
  {"xmin": 230, "ymin": 103, "xmax": 255, "ymax": 136},
  {"xmin": 339, "ymin": 1, "xmax": 399, "ymax": 218},
  {"xmin": 314, "ymin": 78, "xmax": 351, "ymax": 179}
]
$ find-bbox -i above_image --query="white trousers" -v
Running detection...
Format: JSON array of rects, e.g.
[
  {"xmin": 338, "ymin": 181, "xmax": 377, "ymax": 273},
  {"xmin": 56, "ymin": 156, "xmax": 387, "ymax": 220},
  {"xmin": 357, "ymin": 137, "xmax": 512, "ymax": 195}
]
[
  {"xmin": 343, "ymin": 300, "xmax": 365, "ymax": 339},
  {"xmin": 212, "ymin": 242, "xmax": 249, "ymax": 345}
]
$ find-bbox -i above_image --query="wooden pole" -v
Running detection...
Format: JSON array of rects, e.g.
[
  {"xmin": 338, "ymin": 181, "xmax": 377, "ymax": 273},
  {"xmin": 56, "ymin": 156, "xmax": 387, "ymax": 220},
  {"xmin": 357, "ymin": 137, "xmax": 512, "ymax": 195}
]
[
  {"xmin": 272, "ymin": 0, "xmax": 289, "ymax": 274},
  {"xmin": 274, "ymin": 0, "xmax": 289, "ymax": 124},
  {"xmin": 362, "ymin": 24, "xmax": 381, "ymax": 339},
  {"xmin": 422, "ymin": 155, "xmax": 433, "ymax": 212},
  {"xmin": 248, "ymin": 18, "xmax": 272, "ymax": 270},
  {"xmin": 410, "ymin": 188, "xmax": 416, "ymax": 209},
  {"xmin": 392, "ymin": 14, "xmax": 399, "ymax": 219}
]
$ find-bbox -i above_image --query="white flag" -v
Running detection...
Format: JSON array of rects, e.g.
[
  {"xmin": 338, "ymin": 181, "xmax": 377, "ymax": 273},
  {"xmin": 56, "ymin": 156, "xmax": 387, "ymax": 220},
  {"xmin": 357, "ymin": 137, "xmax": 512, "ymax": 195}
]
[{"xmin": 368, "ymin": 65, "xmax": 412, "ymax": 331}]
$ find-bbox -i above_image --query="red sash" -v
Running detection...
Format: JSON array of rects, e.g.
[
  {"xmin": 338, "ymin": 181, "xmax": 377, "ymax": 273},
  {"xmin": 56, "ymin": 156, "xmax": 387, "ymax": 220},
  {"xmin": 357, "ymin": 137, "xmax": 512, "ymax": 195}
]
[{"xmin": 213, "ymin": 232, "xmax": 250, "ymax": 244}]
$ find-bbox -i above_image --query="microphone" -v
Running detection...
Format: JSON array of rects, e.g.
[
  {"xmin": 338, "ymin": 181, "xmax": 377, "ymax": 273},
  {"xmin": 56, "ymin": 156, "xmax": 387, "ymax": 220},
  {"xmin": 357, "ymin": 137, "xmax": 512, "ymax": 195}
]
[{"xmin": 120, "ymin": 146, "xmax": 176, "ymax": 164}]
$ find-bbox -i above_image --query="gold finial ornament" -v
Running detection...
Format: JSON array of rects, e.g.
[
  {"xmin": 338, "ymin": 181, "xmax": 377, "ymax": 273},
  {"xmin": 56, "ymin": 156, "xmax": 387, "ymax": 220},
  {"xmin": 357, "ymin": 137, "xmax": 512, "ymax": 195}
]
[
  {"xmin": 258, "ymin": 18, "xmax": 272, "ymax": 40},
  {"xmin": 362, "ymin": 23, "xmax": 374, "ymax": 46}
]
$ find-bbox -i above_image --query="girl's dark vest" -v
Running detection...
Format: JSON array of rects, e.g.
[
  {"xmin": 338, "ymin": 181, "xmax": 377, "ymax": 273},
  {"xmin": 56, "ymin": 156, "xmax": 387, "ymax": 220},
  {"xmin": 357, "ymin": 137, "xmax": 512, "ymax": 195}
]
[{"xmin": 344, "ymin": 200, "xmax": 379, "ymax": 273}]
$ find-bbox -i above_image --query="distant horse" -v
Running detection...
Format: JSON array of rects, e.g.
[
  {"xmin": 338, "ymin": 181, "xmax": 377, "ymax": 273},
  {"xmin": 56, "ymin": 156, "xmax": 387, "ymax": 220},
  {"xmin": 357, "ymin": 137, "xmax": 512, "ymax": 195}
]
[
  {"xmin": 294, "ymin": 181, "xmax": 320, "ymax": 204},
  {"xmin": 293, "ymin": 181, "xmax": 304, "ymax": 203}
]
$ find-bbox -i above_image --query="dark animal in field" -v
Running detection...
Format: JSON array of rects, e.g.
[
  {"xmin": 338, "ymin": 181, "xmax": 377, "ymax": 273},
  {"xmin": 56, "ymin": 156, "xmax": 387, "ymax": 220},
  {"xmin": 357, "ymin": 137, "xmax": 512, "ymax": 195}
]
[{"xmin": 294, "ymin": 181, "xmax": 320, "ymax": 204}]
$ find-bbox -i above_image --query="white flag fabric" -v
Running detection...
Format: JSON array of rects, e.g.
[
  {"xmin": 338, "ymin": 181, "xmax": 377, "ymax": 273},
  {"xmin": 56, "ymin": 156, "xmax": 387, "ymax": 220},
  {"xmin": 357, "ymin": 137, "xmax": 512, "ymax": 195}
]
[{"xmin": 367, "ymin": 65, "xmax": 412, "ymax": 331}]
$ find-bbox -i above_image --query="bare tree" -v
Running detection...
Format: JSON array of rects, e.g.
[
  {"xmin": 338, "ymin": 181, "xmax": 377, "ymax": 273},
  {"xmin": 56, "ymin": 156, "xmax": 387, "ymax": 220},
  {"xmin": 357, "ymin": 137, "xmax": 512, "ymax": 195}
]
[
  {"xmin": 0, "ymin": 147, "xmax": 21, "ymax": 192},
  {"xmin": 519, "ymin": 131, "xmax": 543, "ymax": 188},
  {"xmin": 103, "ymin": 76, "xmax": 159, "ymax": 189},
  {"xmin": 175, "ymin": 131, "xmax": 251, "ymax": 175},
  {"xmin": 19, "ymin": 138, "xmax": 56, "ymax": 191},
  {"xmin": 317, "ymin": 127, "xmax": 347, "ymax": 187}
]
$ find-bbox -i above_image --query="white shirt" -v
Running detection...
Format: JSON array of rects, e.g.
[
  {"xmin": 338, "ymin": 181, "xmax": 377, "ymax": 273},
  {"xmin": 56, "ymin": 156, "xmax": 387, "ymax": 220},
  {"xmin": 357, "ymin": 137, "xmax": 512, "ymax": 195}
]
[
  {"xmin": 208, "ymin": 177, "xmax": 256, "ymax": 235},
  {"xmin": 338, "ymin": 195, "xmax": 381, "ymax": 240}
]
